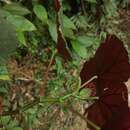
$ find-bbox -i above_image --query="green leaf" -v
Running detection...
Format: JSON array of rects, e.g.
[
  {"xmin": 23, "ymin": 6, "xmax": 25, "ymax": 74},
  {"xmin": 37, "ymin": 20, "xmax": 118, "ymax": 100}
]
[
  {"xmin": 63, "ymin": 28, "xmax": 75, "ymax": 39},
  {"xmin": 0, "ymin": 75, "xmax": 10, "ymax": 80},
  {"xmin": 62, "ymin": 15, "xmax": 76, "ymax": 30},
  {"xmin": 77, "ymin": 36, "xmax": 94, "ymax": 47},
  {"xmin": 33, "ymin": 4, "xmax": 48, "ymax": 25},
  {"xmin": 71, "ymin": 40, "xmax": 87, "ymax": 58},
  {"xmin": 0, "ymin": 66, "xmax": 10, "ymax": 80},
  {"xmin": 0, "ymin": 9, "xmax": 11, "ymax": 17},
  {"xmin": 0, "ymin": 14, "xmax": 17, "ymax": 61},
  {"xmin": 17, "ymin": 31, "xmax": 26, "ymax": 46},
  {"xmin": 48, "ymin": 21, "xmax": 57, "ymax": 42},
  {"xmin": 3, "ymin": 3, "xmax": 31, "ymax": 16},
  {"xmin": 6, "ymin": 15, "xmax": 36, "ymax": 31}
]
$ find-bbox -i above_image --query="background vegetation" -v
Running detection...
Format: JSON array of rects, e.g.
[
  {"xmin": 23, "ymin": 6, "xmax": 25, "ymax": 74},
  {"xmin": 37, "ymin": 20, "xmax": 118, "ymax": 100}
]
[{"xmin": 0, "ymin": 0, "xmax": 129, "ymax": 130}]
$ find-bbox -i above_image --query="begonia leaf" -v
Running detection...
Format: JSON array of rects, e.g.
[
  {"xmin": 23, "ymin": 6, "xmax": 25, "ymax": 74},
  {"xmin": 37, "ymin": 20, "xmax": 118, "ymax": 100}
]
[{"xmin": 80, "ymin": 35, "xmax": 130, "ymax": 130}]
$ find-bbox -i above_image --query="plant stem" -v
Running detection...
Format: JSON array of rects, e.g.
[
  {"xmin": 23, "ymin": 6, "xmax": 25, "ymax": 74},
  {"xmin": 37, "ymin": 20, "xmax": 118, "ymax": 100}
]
[
  {"xmin": 64, "ymin": 104, "xmax": 100, "ymax": 130},
  {"xmin": 81, "ymin": 75, "xmax": 98, "ymax": 88},
  {"xmin": 39, "ymin": 50, "xmax": 57, "ymax": 96},
  {"xmin": 80, "ymin": 0, "xmax": 87, "ymax": 16}
]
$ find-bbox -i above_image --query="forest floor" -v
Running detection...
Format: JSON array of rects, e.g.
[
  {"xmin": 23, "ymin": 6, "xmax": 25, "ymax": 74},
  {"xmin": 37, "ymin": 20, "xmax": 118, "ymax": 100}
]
[{"xmin": 7, "ymin": 56, "xmax": 89, "ymax": 130}]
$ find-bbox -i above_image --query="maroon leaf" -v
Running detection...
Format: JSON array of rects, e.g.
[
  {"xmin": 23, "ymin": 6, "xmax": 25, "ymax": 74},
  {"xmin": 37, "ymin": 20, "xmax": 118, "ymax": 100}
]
[
  {"xmin": 57, "ymin": 30, "xmax": 72, "ymax": 61},
  {"xmin": 54, "ymin": 0, "xmax": 71, "ymax": 61},
  {"xmin": 80, "ymin": 35, "xmax": 130, "ymax": 130}
]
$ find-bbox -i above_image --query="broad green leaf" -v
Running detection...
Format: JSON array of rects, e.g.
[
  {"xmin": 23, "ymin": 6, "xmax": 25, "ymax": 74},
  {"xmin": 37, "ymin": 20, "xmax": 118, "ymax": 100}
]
[
  {"xmin": 48, "ymin": 21, "xmax": 57, "ymax": 42},
  {"xmin": 17, "ymin": 31, "xmax": 26, "ymax": 46},
  {"xmin": 3, "ymin": 3, "xmax": 31, "ymax": 16},
  {"xmin": 33, "ymin": 4, "xmax": 48, "ymax": 25},
  {"xmin": 7, "ymin": 15, "xmax": 36, "ymax": 31},
  {"xmin": 71, "ymin": 40, "xmax": 87, "ymax": 58},
  {"xmin": 62, "ymin": 15, "xmax": 76, "ymax": 30},
  {"xmin": 0, "ymin": 15, "xmax": 17, "ymax": 61},
  {"xmin": 0, "ymin": 9, "xmax": 11, "ymax": 17},
  {"xmin": 77, "ymin": 36, "xmax": 94, "ymax": 47}
]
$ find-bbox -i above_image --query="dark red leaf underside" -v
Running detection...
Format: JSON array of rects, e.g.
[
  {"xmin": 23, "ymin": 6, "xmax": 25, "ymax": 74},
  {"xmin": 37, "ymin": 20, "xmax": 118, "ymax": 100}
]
[
  {"xmin": 80, "ymin": 35, "xmax": 130, "ymax": 130},
  {"xmin": 57, "ymin": 30, "xmax": 71, "ymax": 61},
  {"xmin": 54, "ymin": 0, "xmax": 71, "ymax": 61},
  {"xmin": 54, "ymin": 0, "xmax": 61, "ymax": 12}
]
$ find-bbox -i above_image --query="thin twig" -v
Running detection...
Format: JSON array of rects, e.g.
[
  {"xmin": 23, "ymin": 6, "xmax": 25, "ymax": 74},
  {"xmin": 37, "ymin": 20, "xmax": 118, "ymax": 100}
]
[
  {"xmin": 81, "ymin": 75, "xmax": 98, "ymax": 88},
  {"xmin": 39, "ymin": 50, "xmax": 57, "ymax": 96}
]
